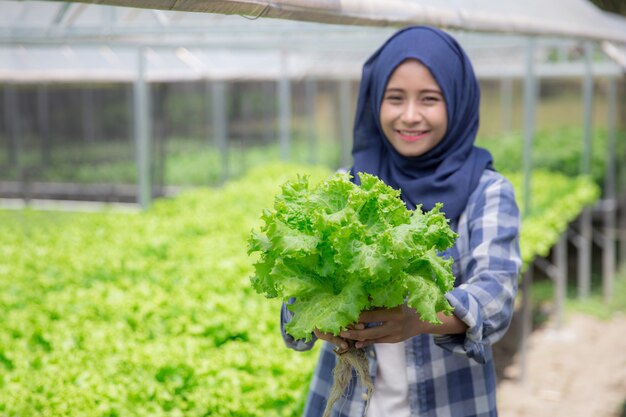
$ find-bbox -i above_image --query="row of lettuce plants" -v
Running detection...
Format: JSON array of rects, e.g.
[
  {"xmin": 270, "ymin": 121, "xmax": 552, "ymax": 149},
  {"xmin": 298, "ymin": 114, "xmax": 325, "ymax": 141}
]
[{"xmin": 0, "ymin": 162, "xmax": 598, "ymax": 416}]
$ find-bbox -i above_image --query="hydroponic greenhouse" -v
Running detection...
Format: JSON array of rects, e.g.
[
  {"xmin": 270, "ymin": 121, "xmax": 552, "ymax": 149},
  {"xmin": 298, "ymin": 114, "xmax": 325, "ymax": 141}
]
[{"xmin": 1, "ymin": 0, "xmax": 625, "ymax": 416}]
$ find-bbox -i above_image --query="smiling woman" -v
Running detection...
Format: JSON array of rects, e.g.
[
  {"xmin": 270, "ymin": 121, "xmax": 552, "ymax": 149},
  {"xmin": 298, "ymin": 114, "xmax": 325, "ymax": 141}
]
[
  {"xmin": 280, "ymin": 26, "xmax": 522, "ymax": 417},
  {"xmin": 379, "ymin": 59, "xmax": 448, "ymax": 157}
]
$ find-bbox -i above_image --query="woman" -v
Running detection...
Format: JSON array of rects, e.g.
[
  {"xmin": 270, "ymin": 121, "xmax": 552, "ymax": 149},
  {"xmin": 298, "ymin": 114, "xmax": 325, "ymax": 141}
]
[{"xmin": 282, "ymin": 25, "xmax": 521, "ymax": 417}]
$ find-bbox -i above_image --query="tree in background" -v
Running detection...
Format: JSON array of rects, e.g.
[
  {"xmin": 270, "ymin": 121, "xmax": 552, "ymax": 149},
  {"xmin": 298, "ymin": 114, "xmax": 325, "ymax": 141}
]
[{"xmin": 591, "ymin": 0, "xmax": 626, "ymax": 16}]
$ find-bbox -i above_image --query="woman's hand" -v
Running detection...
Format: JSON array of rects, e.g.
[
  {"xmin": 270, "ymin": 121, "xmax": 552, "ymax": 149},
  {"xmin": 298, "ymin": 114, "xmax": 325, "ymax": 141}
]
[
  {"xmin": 313, "ymin": 323, "xmax": 367, "ymax": 354},
  {"xmin": 338, "ymin": 304, "xmax": 423, "ymax": 349},
  {"xmin": 313, "ymin": 328, "xmax": 351, "ymax": 353},
  {"xmin": 339, "ymin": 304, "xmax": 467, "ymax": 349}
]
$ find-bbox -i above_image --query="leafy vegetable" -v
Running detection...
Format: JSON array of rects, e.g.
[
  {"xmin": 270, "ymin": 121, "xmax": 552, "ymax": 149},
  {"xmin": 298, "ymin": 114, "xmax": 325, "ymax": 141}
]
[
  {"xmin": 505, "ymin": 170, "xmax": 600, "ymax": 269},
  {"xmin": 476, "ymin": 126, "xmax": 626, "ymax": 187},
  {"xmin": 0, "ymin": 161, "xmax": 602, "ymax": 417},
  {"xmin": 248, "ymin": 172, "xmax": 458, "ymax": 341}
]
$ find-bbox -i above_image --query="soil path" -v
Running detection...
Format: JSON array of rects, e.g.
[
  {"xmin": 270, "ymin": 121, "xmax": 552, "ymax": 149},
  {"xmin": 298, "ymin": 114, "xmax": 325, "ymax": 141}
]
[{"xmin": 496, "ymin": 312, "xmax": 626, "ymax": 417}]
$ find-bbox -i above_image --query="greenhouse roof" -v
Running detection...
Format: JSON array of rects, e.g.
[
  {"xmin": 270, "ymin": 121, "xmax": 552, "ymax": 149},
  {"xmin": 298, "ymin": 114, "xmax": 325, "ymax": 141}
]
[
  {"xmin": 0, "ymin": 0, "xmax": 624, "ymax": 82},
  {"xmin": 40, "ymin": 0, "xmax": 626, "ymax": 44}
]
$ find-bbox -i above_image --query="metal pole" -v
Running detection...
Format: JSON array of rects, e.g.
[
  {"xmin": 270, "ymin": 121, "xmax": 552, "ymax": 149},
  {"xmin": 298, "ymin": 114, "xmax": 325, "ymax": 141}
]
[
  {"xmin": 622, "ymin": 191, "xmax": 626, "ymax": 269},
  {"xmin": 37, "ymin": 83, "xmax": 51, "ymax": 167},
  {"xmin": 581, "ymin": 42, "xmax": 594, "ymax": 177},
  {"xmin": 520, "ymin": 37, "xmax": 537, "ymax": 383},
  {"xmin": 338, "ymin": 79, "xmax": 352, "ymax": 169},
  {"xmin": 500, "ymin": 77, "xmax": 513, "ymax": 135},
  {"xmin": 133, "ymin": 47, "xmax": 151, "ymax": 209},
  {"xmin": 603, "ymin": 77, "xmax": 617, "ymax": 302},
  {"xmin": 305, "ymin": 78, "xmax": 318, "ymax": 164},
  {"xmin": 620, "ymin": 79, "xmax": 626, "ymax": 269},
  {"xmin": 578, "ymin": 41, "xmax": 594, "ymax": 299},
  {"xmin": 263, "ymin": 81, "xmax": 274, "ymax": 146},
  {"xmin": 578, "ymin": 209, "xmax": 593, "ymax": 298},
  {"xmin": 4, "ymin": 84, "xmax": 20, "ymax": 171},
  {"xmin": 278, "ymin": 52, "xmax": 291, "ymax": 160},
  {"xmin": 211, "ymin": 80, "xmax": 229, "ymax": 183},
  {"xmin": 522, "ymin": 38, "xmax": 536, "ymax": 217},
  {"xmin": 82, "ymin": 87, "xmax": 96, "ymax": 143},
  {"xmin": 622, "ymin": 196, "xmax": 626, "ymax": 269},
  {"xmin": 519, "ymin": 265, "xmax": 533, "ymax": 384},
  {"xmin": 554, "ymin": 233, "xmax": 568, "ymax": 329}
]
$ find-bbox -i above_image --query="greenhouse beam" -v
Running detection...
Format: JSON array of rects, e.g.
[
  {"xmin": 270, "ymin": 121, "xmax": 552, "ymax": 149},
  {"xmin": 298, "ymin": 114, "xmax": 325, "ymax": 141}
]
[
  {"xmin": 577, "ymin": 42, "xmax": 594, "ymax": 299},
  {"xmin": 210, "ymin": 80, "xmax": 229, "ymax": 183},
  {"xmin": 81, "ymin": 87, "xmax": 97, "ymax": 144},
  {"xmin": 573, "ymin": 215, "xmax": 593, "ymax": 299},
  {"xmin": 519, "ymin": 266, "xmax": 533, "ymax": 384},
  {"xmin": 603, "ymin": 77, "xmax": 618, "ymax": 302},
  {"xmin": 278, "ymin": 54, "xmax": 291, "ymax": 161},
  {"xmin": 37, "ymin": 84, "xmax": 51, "ymax": 167},
  {"xmin": 621, "ymin": 202, "xmax": 626, "ymax": 271},
  {"xmin": 555, "ymin": 234, "xmax": 567, "ymax": 329},
  {"xmin": 581, "ymin": 42, "xmax": 594, "ymax": 176},
  {"xmin": 133, "ymin": 46, "xmax": 152, "ymax": 209},
  {"xmin": 522, "ymin": 37, "xmax": 537, "ymax": 217},
  {"xmin": 339, "ymin": 79, "xmax": 352, "ymax": 169},
  {"xmin": 534, "ymin": 234, "xmax": 568, "ymax": 329},
  {"xmin": 500, "ymin": 77, "xmax": 513, "ymax": 135},
  {"xmin": 263, "ymin": 81, "xmax": 274, "ymax": 146},
  {"xmin": 4, "ymin": 84, "xmax": 21, "ymax": 174},
  {"xmin": 591, "ymin": 75, "xmax": 619, "ymax": 302},
  {"xmin": 305, "ymin": 78, "xmax": 318, "ymax": 165}
]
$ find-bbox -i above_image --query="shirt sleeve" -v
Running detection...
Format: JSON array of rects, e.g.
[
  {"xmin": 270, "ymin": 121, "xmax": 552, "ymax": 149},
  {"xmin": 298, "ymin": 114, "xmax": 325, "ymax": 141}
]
[
  {"xmin": 433, "ymin": 173, "xmax": 522, "ymax": 364},
  {"xmin": 280, "ymin": 298, "xmax": 317, "ymax": 351}
]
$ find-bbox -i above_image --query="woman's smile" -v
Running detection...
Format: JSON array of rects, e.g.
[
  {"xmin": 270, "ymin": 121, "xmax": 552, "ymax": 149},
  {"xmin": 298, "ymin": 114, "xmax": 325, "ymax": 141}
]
[
  {"xmin": 396, "ymin": 129, "xmax": 431, "ymax": 142},
  {"xmin": 379, "ymin": 59, "xmax": 448, "ymax": 157}
]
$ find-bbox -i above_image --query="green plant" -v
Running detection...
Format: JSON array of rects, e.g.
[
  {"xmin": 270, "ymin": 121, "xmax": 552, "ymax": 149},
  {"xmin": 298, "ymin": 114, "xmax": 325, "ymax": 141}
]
[
  {"xmin": 477, "ymin": 127, "xmax": 625, "ymax": 186},
  {"xmin": 0, "ymin": 162, "xmax": 332, "ymax": 417},
  {"xmin": 0, "ymin": 161, "xmax": 603, "ymax": 416},
  {"xmin": 248, "ymin": 171, "xmax": 457, "ymax": 417},
  {"xmin": 505, "ymin": 170, "xmax": 600, "ymax": 268},
  {"xmin": 249, "ymin": 172, "xmax": 457, "ymax": 340}
]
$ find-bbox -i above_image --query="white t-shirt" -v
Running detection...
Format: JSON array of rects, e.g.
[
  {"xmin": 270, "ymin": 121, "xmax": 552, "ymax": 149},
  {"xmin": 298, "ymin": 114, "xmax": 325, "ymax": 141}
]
[{"xmin": 366, "ymin": 341, "xmax": 412, "ymax": 417}]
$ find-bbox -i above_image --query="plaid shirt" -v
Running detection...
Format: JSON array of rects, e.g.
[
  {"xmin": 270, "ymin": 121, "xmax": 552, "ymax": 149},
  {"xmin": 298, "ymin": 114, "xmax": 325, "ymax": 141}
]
[{"xmin": 281, "ymin": 169, "xmax": 522, "ymax": 417}]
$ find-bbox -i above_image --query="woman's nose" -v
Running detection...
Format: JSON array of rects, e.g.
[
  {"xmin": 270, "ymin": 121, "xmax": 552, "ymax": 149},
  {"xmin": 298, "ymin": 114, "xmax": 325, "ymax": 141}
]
[{"xmin": 401, "ymin": 102, "xmax": 423, "ymax": 123}]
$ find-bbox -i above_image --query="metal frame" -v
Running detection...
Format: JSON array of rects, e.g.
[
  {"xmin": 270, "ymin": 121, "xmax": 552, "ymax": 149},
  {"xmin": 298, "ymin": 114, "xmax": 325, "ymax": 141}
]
[{"xmin": 2, "ymin": 3, "xmax": 625, "ymax": 361}]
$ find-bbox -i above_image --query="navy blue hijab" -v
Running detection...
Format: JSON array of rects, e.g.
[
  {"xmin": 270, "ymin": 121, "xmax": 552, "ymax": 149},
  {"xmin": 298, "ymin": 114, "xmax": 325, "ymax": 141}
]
[{"xmin": 351, "ymin": 26, "xmax": 493, "ymax": 221}]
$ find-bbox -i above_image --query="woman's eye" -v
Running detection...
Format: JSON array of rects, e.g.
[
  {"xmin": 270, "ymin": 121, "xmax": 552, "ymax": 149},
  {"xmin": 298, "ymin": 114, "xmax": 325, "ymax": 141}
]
[
  {"xmin": 423, "ymin": 96, "xmax": 440, "ymax": 103},
  {"xmin": 385, "ymin": 95, "xmax": 403, "ymax": 102}
]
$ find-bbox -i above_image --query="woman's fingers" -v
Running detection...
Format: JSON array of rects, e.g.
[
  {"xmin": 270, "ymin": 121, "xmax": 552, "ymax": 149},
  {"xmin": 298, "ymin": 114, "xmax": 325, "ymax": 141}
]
[
  {"xmin": 340, "ymin": 324, "xmax": 388, "ymax": 342},
  {"xmin": 340, "ymin": 327, "xmax": 397, "ymax": 348},
  {"xmin": 358, "ymin": 306, "xmax": 403, "ymax": 323},
  {"xmin": 315, "ymin": 306, "xmax": 414, "ymax": 350},
  {"xmin": 346, "ymin": 323, "xmax": 365, "ymax": 331},
  {"xmin": 313, "ymin": 328, "xmax": 349, "ymax": 352},
  {"xmin": 341, "ymin": 308, "xmax": 411, "ymax": 346}
]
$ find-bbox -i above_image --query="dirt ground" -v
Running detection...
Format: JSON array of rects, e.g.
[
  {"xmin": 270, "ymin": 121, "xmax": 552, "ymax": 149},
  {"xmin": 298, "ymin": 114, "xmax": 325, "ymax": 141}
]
[{"xmin": 494, "ymin": 311, "xmax": 626, "ymax": 417}]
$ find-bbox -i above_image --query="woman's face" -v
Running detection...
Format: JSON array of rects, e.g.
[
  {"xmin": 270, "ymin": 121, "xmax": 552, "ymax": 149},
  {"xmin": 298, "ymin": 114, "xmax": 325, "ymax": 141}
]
[{"xmin": 379, "ymin": 59, "xmax": 448, "ymax": 158}]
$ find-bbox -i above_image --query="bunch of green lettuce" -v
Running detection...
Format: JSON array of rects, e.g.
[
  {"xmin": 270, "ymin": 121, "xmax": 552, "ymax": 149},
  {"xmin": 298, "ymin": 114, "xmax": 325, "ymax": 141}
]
[{"xmin": 248, "ymin": 172, "xmax": 458, "ymax": 342}]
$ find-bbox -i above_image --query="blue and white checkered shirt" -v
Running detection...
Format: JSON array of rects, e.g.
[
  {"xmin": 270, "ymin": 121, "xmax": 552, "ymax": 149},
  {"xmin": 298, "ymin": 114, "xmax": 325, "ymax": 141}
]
[{"xmin": 281, "ymin": 169, "xmax": 522, "ymax": 417}]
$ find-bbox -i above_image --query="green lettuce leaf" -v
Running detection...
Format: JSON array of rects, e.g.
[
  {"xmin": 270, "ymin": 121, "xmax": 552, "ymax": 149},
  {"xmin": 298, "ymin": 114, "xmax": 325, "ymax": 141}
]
[{"xmin": 248, "ymin": 172, "xmax": 458, "ymax": 342}]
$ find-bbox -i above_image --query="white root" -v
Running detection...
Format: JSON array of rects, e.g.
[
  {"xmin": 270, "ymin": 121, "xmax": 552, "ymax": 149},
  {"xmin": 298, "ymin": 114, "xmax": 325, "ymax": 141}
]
[{"xmin": 322, "ymin": 348, "xmax": 373, "ymax": 417}]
